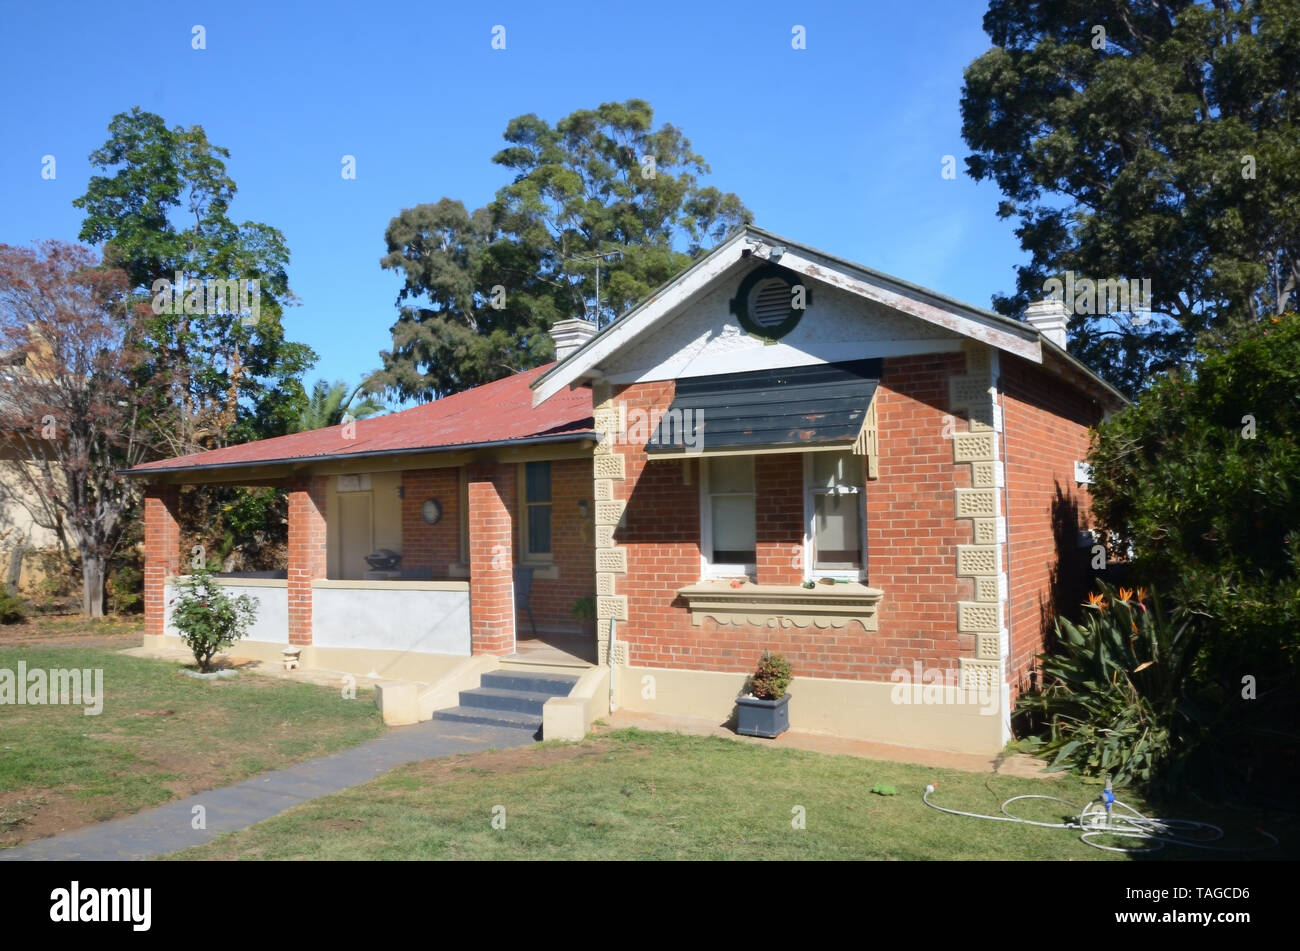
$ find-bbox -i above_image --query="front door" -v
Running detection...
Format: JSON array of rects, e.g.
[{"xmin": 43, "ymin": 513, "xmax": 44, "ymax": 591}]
[{"xmin": 338, "ymin": 491, "xmax": 373, "ymax": 579}]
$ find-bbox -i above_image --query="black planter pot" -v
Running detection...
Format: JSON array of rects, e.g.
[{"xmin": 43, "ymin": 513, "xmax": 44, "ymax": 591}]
[{"xmin": 735, "ymin": 693, "xmax": 791, "ymax": 738}]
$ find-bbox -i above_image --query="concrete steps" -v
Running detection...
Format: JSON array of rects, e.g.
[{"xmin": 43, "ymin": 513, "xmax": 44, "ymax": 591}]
[{"xmin": 431, "ymin": 670, "xmax": 580, "ymax": 737}]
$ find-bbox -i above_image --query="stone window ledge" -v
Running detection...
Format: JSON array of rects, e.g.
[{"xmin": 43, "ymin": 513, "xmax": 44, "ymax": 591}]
[{"xmin": 676, "ymin": 581, "xmax": 884, "ymax": 631}]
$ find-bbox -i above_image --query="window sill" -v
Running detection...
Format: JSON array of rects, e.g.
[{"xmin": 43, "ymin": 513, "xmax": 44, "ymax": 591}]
[
  {"xmin": 520, "ymin": 563, "xmax": 559, "ymax": 581},
  {"xmin": 676, "ymin": 581, "xmax": 883, "ymax": 632}
]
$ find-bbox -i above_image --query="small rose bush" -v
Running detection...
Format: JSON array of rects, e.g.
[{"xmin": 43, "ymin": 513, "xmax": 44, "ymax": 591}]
[{"xmin": 169, "ymin": 566, "xmax": 258, "ymax": 672}]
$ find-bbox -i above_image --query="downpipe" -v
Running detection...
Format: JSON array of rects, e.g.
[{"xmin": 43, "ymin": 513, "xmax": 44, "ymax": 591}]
[{"xmin": 607, "ymin": 617, "xmax": 618, "ymax": 713}]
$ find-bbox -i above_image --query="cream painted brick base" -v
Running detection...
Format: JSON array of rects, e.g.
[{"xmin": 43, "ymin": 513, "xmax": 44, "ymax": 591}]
[{"xmin": 614, "ymin": 664, "xmax": 1003, "ymax": 754}]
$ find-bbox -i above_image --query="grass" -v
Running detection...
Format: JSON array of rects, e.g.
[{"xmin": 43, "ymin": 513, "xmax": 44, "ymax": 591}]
[
  {"xmin": 0, "ymin": 643, "xmax": 385, "ymax": 848},
  {"xmin": 165, "ymin": 728, "xmax": 1294, "ymax": 861}
]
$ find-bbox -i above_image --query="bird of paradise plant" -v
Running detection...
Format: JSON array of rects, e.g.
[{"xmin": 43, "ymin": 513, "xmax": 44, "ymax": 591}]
[{"xmin": 1017, "ymin": 580, "xmax": 1207, "ymax": 788}]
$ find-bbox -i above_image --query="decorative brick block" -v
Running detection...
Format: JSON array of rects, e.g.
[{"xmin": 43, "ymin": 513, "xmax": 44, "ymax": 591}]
[
  {"xmin": 958, "ymin": 601, "xmax": 999, "ymax": 633},
  {"xmin": 593, "ymin": 408, "xmax": 619, "ymax": 435},
  {"xmin": 956, "ymin": 545, "xmax": 998, "ymax": 576},
  {"xmin": 598, "ymin": 638, "xmax": 629, "ymax": 667},
  {"xmin": 597, "ymin": 572, "xmax": 615, "ymax": 596},
  {"xmin": 955, "ymin": 488, "xmax": 997, "ymax": 519},
  {"xmin": 973, "ymin": 518, "xmax": 997, "ymax": 545},
  {"xmin": 971, "ymin": 461, "xmax": 996, "ymax": 488},
  {"xmin": 974, "ymin": 575, "xmax": 999, "ymax": 602},
  {"xmin": 953, "ymin": 432, "xmax": 995, "ymax": 463},
  {"xmin": 593, "ymin": 453, "xmax": 625, "ymax": 480},
  {"xmin": 595, "ymin": 500, "xmax": 625, "ymax": 526},
  {"xmin": 949, "ymin": 374, "xmax": 991, "ymax": 409},
  {"xmin": 595, "ymin": 525, "xmax": 615, "ymax": 549},
  {"xmin": 959, "ymin": 658, "xmax": 999, "ymax": 692},
  {"xmin": 967, "ymin": 403, "xmax": 995, "ymax": 432},
  {"xmin": 597, "ymin": 595, "xmax": 628, "ymax": 621},
  {"xmin": 976, "ymin": 633, "xmax": 1000, "ymax": 660},
  {"xmin": 965, "ymin": 347, "xmax": 991, "ymax": 377},
  {"xmin": 595, "ymin": 548, "xmax": 627, "ymax": 573},
  {"xmin": 594, "ymin": 479, "xmax": 612, "ymax": 501}
]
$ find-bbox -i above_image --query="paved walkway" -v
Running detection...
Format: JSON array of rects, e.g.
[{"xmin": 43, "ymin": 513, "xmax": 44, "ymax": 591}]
[{"xmin": 0, "ymin": 719, "xmax": 537, "ymax": 861}]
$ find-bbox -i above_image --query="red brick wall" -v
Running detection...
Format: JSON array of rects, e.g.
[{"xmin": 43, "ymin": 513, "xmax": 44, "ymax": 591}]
[
  {"xmin": 755, "ymin": 453, "xmax": 804, "ymax": 585},
  {"xmin": 611, "ymin": 352, "xmax": 970, "ymax": 681},
  {"xmin": 467, "ymin": 462, "xmax": 515, "ymax": 655},
  {"xmin": 866, "ymin": 353, "xmax": 970, "ymax": 675},
  {"xmin": 143, "ymin": 484, "xmax": 180, "ymax": 637},
  {"xmin": 401, "ymin": 468, "xmax": 462, "ymax": 576},
  {"xmin": 287, "ymin": 475, "xmax": 328, "ymax": 646},
  {"xmin": 1000, "ymin": 354, "xmax": 1102, "ymax": 698},
  {"xmin": 521, "ymin": 457, "xmax": 596, "ymax": 633}
]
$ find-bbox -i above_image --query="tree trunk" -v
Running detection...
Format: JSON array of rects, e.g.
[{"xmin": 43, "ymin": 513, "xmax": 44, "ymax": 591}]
[{"xmin": 81, "ymin": 553, "xmax": 106, "ymax": 618}]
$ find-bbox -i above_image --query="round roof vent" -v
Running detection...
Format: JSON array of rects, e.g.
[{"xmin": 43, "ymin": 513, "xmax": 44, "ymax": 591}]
[{"xmin": 729, "ymin": 263, "xmax": 811, "ymax": 340}]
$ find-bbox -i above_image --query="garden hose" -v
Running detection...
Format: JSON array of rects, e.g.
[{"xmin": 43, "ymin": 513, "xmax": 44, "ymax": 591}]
[{"xmin": 921, "ymin": 783, "xmax": 1279, "ymax": 854}]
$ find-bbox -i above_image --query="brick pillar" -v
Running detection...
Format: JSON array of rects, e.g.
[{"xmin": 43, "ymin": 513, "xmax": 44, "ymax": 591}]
[
  {"xmin": 755, "ymin": 453, "xmax": 805, "ymax": 585},
  {"xmin": 467, "ymin": 462, "xmax": 516, "ymax": 655},
  {"xmin": 143, "ymin": 483, "xmax": 181, "ymax": 637},
  {"xmin": 287, "ymin": 475, "xmax": 328, "ymax": 646}
]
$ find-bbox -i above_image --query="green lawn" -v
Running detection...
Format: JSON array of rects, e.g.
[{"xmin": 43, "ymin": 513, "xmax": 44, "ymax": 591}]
[
  {"xmin": 0, "ymin": 644, "xmax": 384, "ymax": 848},
  {"xmin": 166, "ymin": 727, "xmax": 1292, "ymax": 861}
]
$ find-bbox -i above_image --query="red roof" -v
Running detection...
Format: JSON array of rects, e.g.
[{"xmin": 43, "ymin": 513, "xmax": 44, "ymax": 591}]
[{"xmin": 127, "ymin": 364, "xmax": 593, "ymax": 474}]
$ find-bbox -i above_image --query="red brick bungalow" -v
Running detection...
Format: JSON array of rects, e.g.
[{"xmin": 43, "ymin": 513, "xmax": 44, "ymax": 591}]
[{"xmin": 126, "ymin": 227, "xmax": 1125, "ymax": 752}]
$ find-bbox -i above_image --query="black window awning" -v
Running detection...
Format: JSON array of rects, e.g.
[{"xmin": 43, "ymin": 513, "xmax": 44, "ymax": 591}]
[{"xmin": 645, "ymin": 358, "xmax": 881, "ymax": 455}]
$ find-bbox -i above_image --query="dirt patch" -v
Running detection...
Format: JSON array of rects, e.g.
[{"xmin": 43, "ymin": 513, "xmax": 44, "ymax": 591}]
[
  {"xmin": 0, "ymin": 616, "xmax": 142, "ymax": 650},
  {"xmin": 0, "ymin": 787, "xmax": 110, "ymax": 849}
]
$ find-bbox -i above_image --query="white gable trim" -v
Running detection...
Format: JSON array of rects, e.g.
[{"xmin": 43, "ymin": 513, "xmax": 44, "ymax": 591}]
[
  {"xmin": 532, "ymin": 230, "xmax": 752, "ymax": 406},
  {"xmin": 532, "ymin": 228, "xmax": 1042, "ymax": 406},
  {"xmin": 764, "ymin": 245, "xmax": 1041, "ymax": 362}
]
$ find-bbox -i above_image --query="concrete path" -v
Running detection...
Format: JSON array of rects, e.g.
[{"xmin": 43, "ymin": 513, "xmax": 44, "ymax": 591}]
[{"xmin": 0, "ymin": 719, "xmax": 537, "ymax": 861}]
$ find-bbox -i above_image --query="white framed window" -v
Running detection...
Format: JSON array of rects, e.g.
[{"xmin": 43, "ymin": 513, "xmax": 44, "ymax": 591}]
[
  {"xmin": 803, "ymin": 450, "xmax": 866, "ymax": 580},
  {"xmin": 700, "ymin": 455, "xmax": 756, "ymax": 578}
]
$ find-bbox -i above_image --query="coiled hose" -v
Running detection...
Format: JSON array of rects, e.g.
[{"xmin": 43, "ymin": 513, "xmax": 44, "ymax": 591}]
[{"xmin": 921, "ymin": 783, "xmax": 1279, "ymax": 854}]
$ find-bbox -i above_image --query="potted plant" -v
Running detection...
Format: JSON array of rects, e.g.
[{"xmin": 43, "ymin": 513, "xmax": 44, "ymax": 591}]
[{"xmin": 736, "ymin": 650, "xmax": 793, "ymax": 738}]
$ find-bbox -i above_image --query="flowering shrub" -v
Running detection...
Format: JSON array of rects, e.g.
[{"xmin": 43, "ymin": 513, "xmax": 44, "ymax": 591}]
[
  {"xmin": 1016, "ymin": 582, "xmax": 1206, "ymax": 787},
  {"xmin": 169, "ymin": 566, "xmax": 258, "ymax": 672},
  {"xmin": 749, "ymin": 650, "xmax": 793, "ymax": 701}
]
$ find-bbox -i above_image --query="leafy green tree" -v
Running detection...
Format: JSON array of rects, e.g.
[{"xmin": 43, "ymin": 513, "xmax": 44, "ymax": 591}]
[
  {"xmin": 370, "ymin": 99, "xmax": 751, "ymax": 401},
  {"xmin": 294, "ymin": 379, "xmax": 385, "ymax": 432},
  {"xmin": 74, "ymin": 107, "xmax": 316, "ymax": 451},
  {"xmin": 1086, "ymin": 312, "xmax": 1299, "ymax": 787},
  {"xmin": 961, "ymin": 0, "xmax": 1300, "ymax": 396}
]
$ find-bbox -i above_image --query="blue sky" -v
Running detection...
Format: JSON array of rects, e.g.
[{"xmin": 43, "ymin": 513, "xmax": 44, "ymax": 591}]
[{"xmin": 0, "ymin": 0, "xmax": 1023, "ymax": 397}]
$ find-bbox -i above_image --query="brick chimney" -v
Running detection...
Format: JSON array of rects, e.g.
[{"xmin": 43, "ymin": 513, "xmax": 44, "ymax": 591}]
[
  {"xmin": 550, "ymin": 318, "xmax": 597, "ymax": 362},
  {"xmin": 1024, "ymin": 298, "xmax": 1070, "ymax": 349}
]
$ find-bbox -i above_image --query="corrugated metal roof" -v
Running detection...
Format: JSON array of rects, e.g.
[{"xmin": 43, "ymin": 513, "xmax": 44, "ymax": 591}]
[
  {"xmin": 646, "ymin": 359, "xmax": 881, "ymax": 454},
  {"xmin": 125, "ymin": 363, "xmax": 594, "ymax": 476}
]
